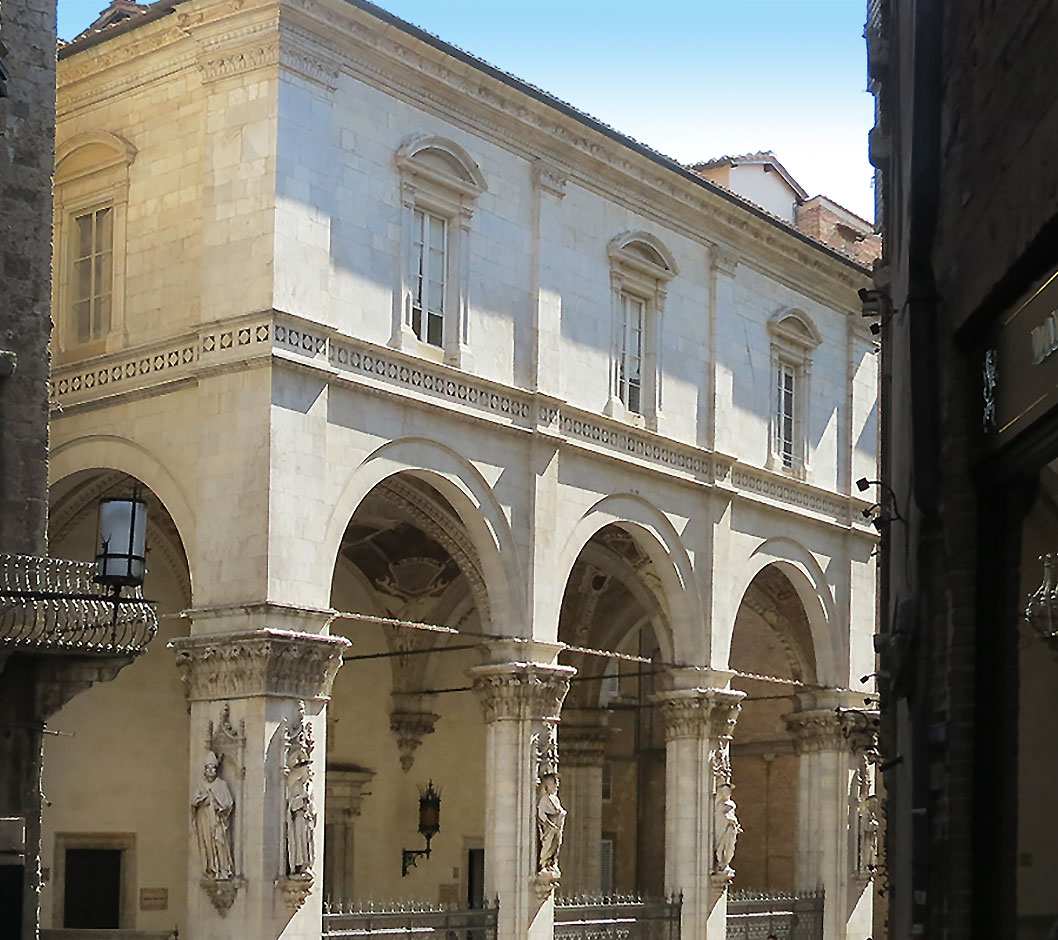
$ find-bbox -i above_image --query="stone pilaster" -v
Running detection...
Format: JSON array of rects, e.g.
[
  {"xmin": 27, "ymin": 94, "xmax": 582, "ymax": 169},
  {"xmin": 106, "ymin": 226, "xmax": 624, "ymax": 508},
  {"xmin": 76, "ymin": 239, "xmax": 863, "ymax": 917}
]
[
  {"xmin": 786, "ymin": 698, "xmax": 879, "ymax": 940},
  {"xmin": 322, "ymin": 765, "xmax": 374, "ymax": 906},
  {"xmin": 652, "ymin": 686, "xmax": 744, "ymax": 940},
  {"xmin": 557, "ymin": 724, "xmax": 610, "ymax": 895},
  {"xmin": 469, "ymin": 653, "xmax": 575, "ymax": 940},
  {"xmin": 171, "ymin": 620, "xmax": 349, "ymax": 940}
]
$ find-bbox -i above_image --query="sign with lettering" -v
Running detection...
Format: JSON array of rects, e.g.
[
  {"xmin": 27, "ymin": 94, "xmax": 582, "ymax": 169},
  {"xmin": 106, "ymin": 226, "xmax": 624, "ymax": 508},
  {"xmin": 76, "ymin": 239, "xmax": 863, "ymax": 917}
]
[
  {"xmin": 988, "ymin": 267, "xmax": 1058, "ymax": 447},
  {"xmin": 139, "ymin": 888, "xmax": 169, "ymax": 911}
]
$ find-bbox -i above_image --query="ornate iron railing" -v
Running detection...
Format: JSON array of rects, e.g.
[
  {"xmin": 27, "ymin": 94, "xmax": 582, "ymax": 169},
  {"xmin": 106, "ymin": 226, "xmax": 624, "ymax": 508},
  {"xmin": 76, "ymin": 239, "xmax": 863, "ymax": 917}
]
[
  {"xmin": 554, "ymin": 894, "xmax": 682, "ymax": 940},
  {"xmin": 0, "ymin": 553, "xmax": 157, "ymax": 654},
  {"xmin": 323, "ymin": 900, "xmax": 498, "ymax": 940},
  {"xmin": 726, "ymin": 889, "xmax": 824, "ymax": 940}
]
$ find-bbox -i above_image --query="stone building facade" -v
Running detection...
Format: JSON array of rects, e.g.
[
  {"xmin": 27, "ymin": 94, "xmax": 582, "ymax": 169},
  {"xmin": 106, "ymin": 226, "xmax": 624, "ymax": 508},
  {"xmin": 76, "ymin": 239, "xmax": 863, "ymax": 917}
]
[
  {"xmin": 868, "ymin": 1, "xmax": 1058, "ymax": 938},
  {"xmin": 43, "ymin": 1, "xmax": 879, "ymax": 938}
]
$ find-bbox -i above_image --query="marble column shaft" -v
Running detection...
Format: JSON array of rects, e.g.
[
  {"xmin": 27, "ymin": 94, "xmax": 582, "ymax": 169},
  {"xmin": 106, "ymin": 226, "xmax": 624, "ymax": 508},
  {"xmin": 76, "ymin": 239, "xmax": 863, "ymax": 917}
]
[
  {"xmin": 469, "ymin": 658, "xmax": 575, "ymax": 940},
  {"xmin": 653, "ymin": 687, "xmax": 744, "ymax": 940},
  {"xmin": 172, "ymin": 611, "xmax": 348, "ymax": 940}
]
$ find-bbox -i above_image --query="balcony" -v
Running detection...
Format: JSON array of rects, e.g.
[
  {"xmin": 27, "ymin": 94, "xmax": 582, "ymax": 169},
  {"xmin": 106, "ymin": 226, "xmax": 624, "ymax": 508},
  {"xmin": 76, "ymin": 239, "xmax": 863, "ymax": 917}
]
[{"xmin": 0, "ymin": 553, "xmax": 156, "ymax": 655}]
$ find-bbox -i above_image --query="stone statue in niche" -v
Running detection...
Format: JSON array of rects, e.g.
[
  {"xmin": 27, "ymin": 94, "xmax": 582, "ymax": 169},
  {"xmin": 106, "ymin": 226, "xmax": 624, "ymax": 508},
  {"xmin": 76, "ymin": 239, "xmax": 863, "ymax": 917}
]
[
  {"xmin": 191, "ymin": 751, "xmax": 235, "ymax": 879},
  {"xmin": 713, "ymin": 782, "xmax": 741, "ymax": 873},
  {"xmin": 283, "ymin": 702, "xmax": 317, "ymax": 887},
  {"xmin": 536, "ymin": 772, "xmax": 566, "ymax": 876},
  {"xmin": 858, "ymin": 795, "xmax": 880, "ymax": 875}
]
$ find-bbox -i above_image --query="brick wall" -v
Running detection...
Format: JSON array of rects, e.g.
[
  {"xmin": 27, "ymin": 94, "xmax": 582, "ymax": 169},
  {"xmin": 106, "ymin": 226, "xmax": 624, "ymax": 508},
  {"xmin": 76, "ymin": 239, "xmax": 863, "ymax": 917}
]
[{"xmin": 0, "ymin": 0, "xmax": 55, "ymax": 555}]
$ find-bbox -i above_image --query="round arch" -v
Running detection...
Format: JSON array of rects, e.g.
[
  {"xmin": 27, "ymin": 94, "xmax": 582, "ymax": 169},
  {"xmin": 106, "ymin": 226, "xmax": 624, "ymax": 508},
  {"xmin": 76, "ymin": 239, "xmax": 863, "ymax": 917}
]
[
  {"xmin": 724, "ymin": 537, "xmax": 841, "ymax": 687},
  {"xmin": 323, "ymin": 438, "xmax": 521, "ymax": 633},
  {"xmin": 549, "ymin": 494, "xmax": 699, "ymax": 661},
  {"xmin": 49, "ymin": 434, "xmax": 196, "ymax": 557}
]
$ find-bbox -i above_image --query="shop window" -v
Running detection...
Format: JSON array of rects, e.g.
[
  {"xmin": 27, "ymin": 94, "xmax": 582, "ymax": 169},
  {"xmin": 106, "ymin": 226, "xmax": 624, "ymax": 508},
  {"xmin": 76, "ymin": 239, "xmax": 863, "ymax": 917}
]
[
  {"xmin": 604, "ymin": 232, "xmax": 677, "ymax": 429},
  {"xmin": 53, "ymin": 131, "xmax": 135, "ymax": 362},
  {"xmin": 393, "ymin": 136, "xmax": 486, "ymax": 368},
  {"xmin": 766, "ymin": 310, "xmax": 821, "ymax": 477}
]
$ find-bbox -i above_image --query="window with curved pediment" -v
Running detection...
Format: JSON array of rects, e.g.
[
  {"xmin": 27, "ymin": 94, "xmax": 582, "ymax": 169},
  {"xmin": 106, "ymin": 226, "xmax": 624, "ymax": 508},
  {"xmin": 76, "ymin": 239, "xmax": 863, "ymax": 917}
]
[
  {"xmin": 53, "ymin": 132, "xmax": 136, "ymax": 360},
  {"xmin": 767, "ymin": 309, "xmax": 822, "ymax": 476},
  {"xmin": 392, "ymin": 136, "xmax": 486, "ymax": 368},
  {"xmin": 604, "ymin": 232, "xmax": 677, "ymax": 427}
]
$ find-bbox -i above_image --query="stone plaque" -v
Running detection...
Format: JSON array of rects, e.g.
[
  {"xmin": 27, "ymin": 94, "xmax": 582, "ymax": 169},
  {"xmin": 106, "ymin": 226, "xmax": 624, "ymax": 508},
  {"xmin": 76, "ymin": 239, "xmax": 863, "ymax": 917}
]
[
  {"xmin": 438, "ymin": 882, "xmax": 460, "ymax": 904},
  {"xmin": 140, "ymin": 887, "xmax": 169, "ymax": 911}
]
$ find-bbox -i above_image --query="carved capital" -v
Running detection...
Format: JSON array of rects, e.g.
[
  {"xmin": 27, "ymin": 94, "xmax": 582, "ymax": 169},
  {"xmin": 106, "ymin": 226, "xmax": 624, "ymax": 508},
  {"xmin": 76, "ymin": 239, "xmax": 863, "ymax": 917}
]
[
  {"xmin": 468, "ymin": 662, "xmax": 575, "ymax": 723},
  {"xmin": 326, "ymin": 766, "xmax": 375, "ymax": 823},
  {"xmin": 170, "ymin": 629, "xmax": 349, "ymax": 701},
  {"xmin": 558, "ymin": 725, "xmax": 610, "ymax": 767},
  {"xmin": 389, "ymin": 710, "xmax": 439, "ymax": 772},
  {"xmin": 652, "ymin": 688, "xmax": 745, "ymax": 742},
  {"xmin": 786, "ymin": 707, "xmax": 879, "ymax": 754}
]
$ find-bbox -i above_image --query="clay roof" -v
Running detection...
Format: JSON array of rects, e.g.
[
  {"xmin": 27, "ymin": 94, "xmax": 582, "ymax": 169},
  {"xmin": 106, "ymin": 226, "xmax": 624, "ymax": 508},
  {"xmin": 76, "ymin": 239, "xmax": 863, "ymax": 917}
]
[{"xmin": 691, "ymin": 150, "xmax": 809, "ymax": 202}]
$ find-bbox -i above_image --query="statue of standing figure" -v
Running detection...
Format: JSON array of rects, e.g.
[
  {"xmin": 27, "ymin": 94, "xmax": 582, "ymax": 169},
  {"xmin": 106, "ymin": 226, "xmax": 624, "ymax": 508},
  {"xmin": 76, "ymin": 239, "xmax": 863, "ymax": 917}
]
[
  {"xmin": 713, "ymin": 782, "xmax": 741, "ymax": 873},
  {"xmin": 285, "ymin": 758, "xmax": 316, "ymax": 875},
  {"xmin": 191, "ymin": 751, "xmax": 235, "ymax": 879},
  {"xmin": 536, "ymin": 772, "xmax": 566, "ymax": 875}
]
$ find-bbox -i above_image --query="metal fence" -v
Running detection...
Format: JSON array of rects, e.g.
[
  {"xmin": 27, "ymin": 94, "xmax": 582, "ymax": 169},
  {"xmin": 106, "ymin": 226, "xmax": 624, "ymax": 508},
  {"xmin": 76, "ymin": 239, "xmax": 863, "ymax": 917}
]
[
  {"xmin": 725, "ymin": 890, "xmax": 824, "ymax": 940},
  {"xmin": 323, "ymin": 900, "xmax": 498, "ymax": 940},
  {"xmin": 554, "ymin": 894, "xmax": 682, "ymax": 940},
  {"xmin": 0, "ymin": 553, "xmax": 156, "ymax": 653}
]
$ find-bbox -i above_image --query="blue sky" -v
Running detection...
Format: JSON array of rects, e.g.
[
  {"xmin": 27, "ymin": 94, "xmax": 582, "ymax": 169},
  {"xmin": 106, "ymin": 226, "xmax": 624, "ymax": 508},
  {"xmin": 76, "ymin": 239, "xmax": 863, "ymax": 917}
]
[{"xmin": 58, "ymin": 0, "xmax": 875, "ymax": 220}]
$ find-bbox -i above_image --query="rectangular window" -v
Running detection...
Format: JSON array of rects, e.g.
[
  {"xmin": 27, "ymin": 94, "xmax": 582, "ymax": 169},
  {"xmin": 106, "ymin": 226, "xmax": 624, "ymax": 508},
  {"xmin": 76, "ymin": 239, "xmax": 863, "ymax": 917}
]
[
  {"xmin": 63, "ymin": 847, "xmax": 122, "ymax": 928},
  {"xmin": 776, "ymin": 361, "xmax": 798, "ymax": 468},
  {"xmin": 411, "ymin": 208, "xmax": 447, "ymax": 348},
  {"xmin": 69, "ymin": 206, "xmax": 113, "ymax": 344},
  {"xmin": 618, "ymin": 293, "xmax": 644, "ymax": 414},
  {"xmin": 601, "ymin": 760, "xmax": 613, "ymax": 802}
]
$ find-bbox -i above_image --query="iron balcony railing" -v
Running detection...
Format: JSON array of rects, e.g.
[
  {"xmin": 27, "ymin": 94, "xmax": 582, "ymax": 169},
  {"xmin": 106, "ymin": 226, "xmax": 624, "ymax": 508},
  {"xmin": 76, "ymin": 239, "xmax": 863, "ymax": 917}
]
[
  {"xmin": 554, "ymin": 894, "xmax": 682, "ymax": 940},
  {"xmin": 726, "ymin": 889, "xmax": 824, "ymax": 940},
  {"xmin": 0, "ymin": 553, "xmax": 157, "ymax": 654},
  {"xmin": 323, "ymin": 899, "xmax": 498, "ymax": 940}
]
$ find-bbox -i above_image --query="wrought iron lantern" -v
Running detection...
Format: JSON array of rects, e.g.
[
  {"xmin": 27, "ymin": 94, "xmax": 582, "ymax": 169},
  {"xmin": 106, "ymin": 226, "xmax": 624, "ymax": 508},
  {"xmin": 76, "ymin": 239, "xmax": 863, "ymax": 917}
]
[
  {"xmin": 94, "ymin": 496, "xmax": 148, "ymax": 589},
  {"xmin": 402, "ymin": 780, "xmax": 440, "ymax": 876},
  {"xmin": 1024, "ymin": 554, "xmax": 1058, "ymax": 651}
]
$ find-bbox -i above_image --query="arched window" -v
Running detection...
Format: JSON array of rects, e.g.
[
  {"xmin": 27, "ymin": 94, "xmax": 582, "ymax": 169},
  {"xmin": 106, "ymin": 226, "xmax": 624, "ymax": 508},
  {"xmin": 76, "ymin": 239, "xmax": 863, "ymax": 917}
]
[
  {"xmin": 392, "ymin": 136, "xmax": 486, "ymax": 368},
  {"xmin": 53, "ymin": 132, "xmax": 136, "ymax": 359},
  {"xmin": 604, "ymin": 232, "xmax": 677, "ymax": 427},
  {"xmin": 767, "ymin": 309, "xmax": 822, "ymax": 476}
]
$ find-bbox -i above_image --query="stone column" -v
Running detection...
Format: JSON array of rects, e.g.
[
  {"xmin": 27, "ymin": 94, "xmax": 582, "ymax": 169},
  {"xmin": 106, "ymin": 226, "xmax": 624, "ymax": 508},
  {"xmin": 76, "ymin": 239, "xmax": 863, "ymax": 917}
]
[
  {"xmin": 786, "ymin": 695, "xmax": 878, "ymax": 940},
  {"xmin": 557, "ymin": 723, "xmax": 610, "ymax": 895},
  {"xmin": 468, "ymin": 646, "xmax": 575, "ymax": 940},
  {"xmin": 653, "ymin": 685, "xmax": 745, "ymax": 940},
  {"xmin": 171, "ymin": 607, "xmax": 349, "ymax": 940},
  {"xmin": 323, "ymin": 766, "xmax": 374, "ymax": 906}
]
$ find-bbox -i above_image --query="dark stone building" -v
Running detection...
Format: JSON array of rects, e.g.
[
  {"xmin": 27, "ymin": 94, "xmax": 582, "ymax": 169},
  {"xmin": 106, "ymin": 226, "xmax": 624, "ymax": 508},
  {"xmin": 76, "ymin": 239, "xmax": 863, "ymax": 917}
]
[
  {"xmin": 868, "ymin": 2, "xmax": 1058, "ymax": 937},
  {"xmin": 1, "ymin": 3, "xmax": 155, "ymax": 937}
]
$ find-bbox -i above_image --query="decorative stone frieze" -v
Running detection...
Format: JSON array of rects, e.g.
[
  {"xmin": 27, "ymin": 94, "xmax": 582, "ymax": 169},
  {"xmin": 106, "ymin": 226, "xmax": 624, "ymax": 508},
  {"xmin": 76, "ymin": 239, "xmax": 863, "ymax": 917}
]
[
  {"xmin": 389, "ymin": 709, "xmax": 439, "ymax": 772},
  {"xmin": 170, "ymin": 629, "xmax": 349, "ymax": 701},
  {"xmin": 652, "ymin": 687, "xmax": 745, "ymax": 742},
  {"xmin": 786, "ymin": 707, "xmax": 879, "ymax": 754},
  {"xmin": 468, "ymin": 662, "xmax": 575, "ymax": 723},
  {"xmin": 533, "ymin": 159, "xmax": 568, "ymax": 198}
]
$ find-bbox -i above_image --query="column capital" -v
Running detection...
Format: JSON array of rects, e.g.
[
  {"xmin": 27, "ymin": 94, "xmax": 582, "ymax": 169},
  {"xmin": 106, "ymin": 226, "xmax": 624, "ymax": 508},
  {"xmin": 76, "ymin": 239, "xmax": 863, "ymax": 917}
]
[
  {"xmin": 651, "ymin": 687, "xmax": 746, "ymax": 742},
  {"xmin": 170, "ymin": 628, "xmax": 350, "ymax": 701},
  {"xmin": 786, "ymin": 706, "xmax": 880, "ymax": 753},
  {"xmin": 467, "ymin": 661, "xmax": 576, "ymax": 723},
  {"xmin": 559, "ymin": 725, "xmax": 611, "ymax": 766}
]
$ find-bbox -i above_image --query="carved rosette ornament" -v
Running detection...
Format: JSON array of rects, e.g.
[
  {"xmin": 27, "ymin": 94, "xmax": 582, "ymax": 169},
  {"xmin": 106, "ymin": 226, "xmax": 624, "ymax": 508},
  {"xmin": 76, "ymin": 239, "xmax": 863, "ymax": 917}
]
[
  {"xmin": 170, "ymin": 629, "xmax": 350, "ymax": 701},
  {"xmin": 389, "ymin": 710, "xmax": 440, "ymax": 772}
]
